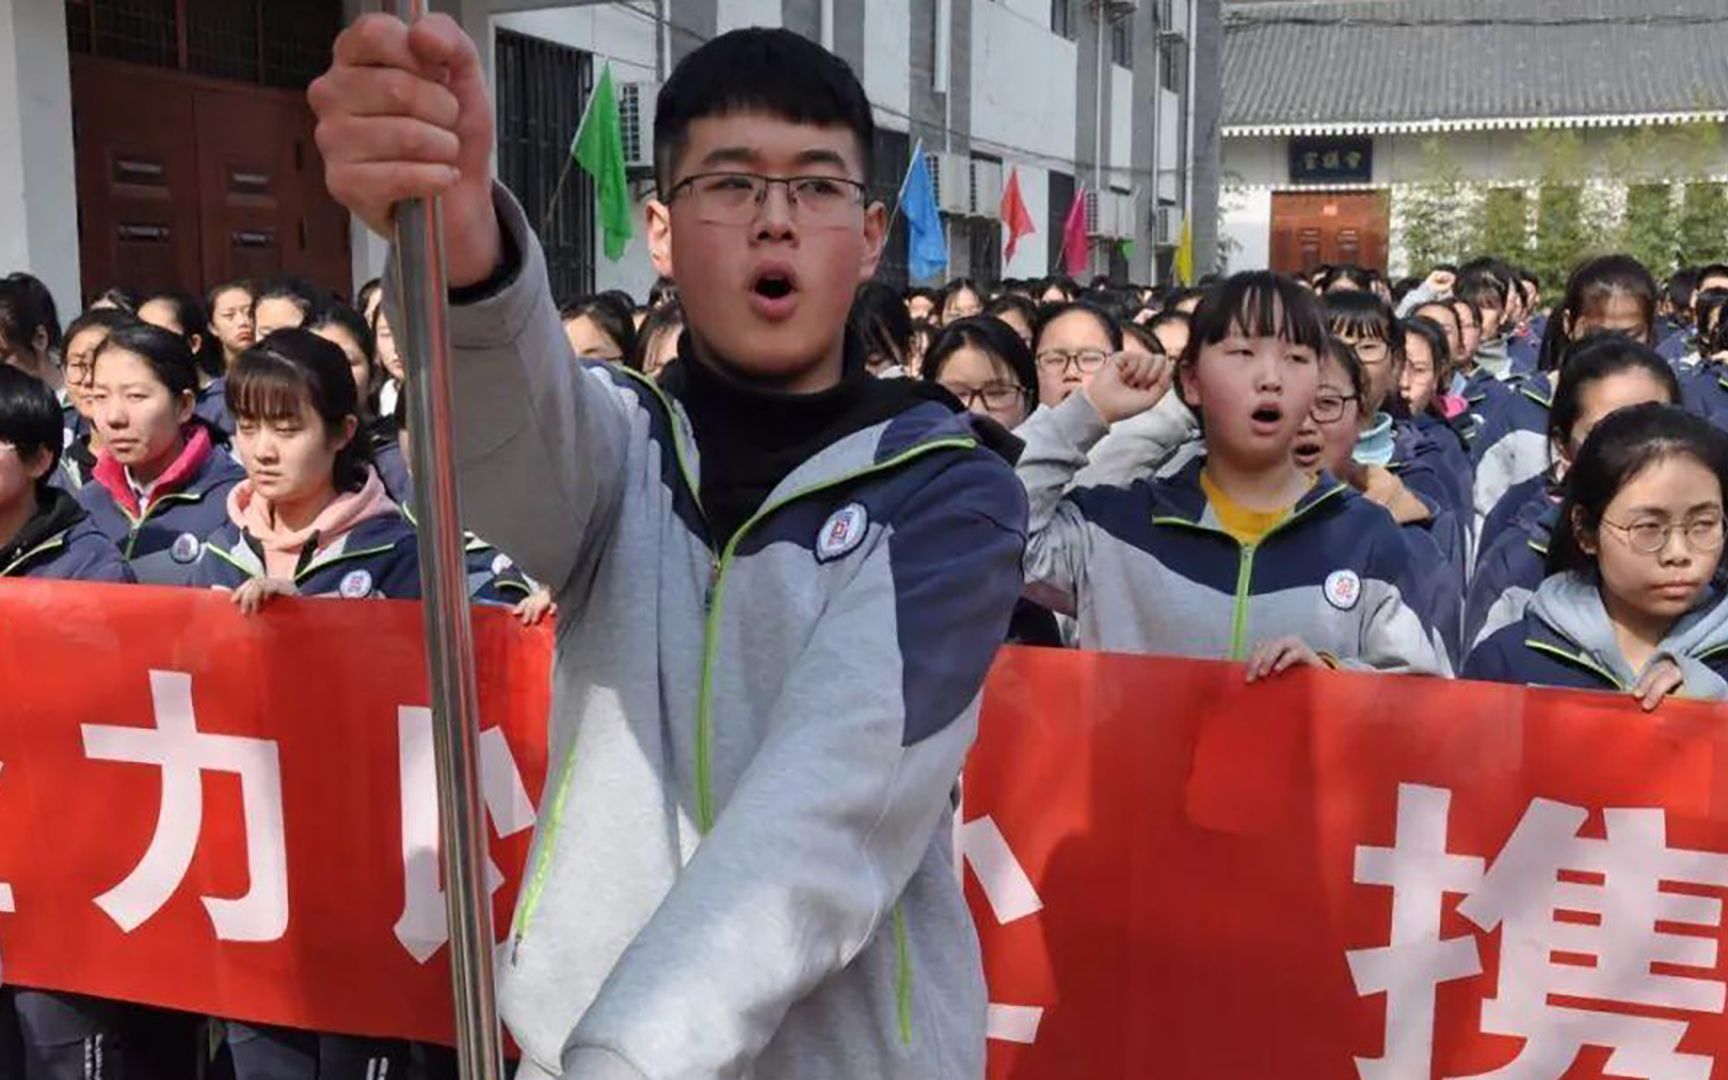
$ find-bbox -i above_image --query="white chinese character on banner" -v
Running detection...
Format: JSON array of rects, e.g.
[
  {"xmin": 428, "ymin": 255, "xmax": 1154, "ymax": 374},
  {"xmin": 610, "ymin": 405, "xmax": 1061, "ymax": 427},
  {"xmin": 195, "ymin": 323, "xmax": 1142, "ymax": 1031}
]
[
  {"xmin": 393, "ymin": 706, "xmax": 537, "ymax": 964},
  {"xmin": 958, "ymin": 811, "xmax": 1047, "ymax": 1047},
  {"xmin": 0, "ymin": 761, "xmax": 13, "ymax": 986},
  {"xmin": 1350, "ymin": 783, "xmax": 1728, "ymax": 1080},
  {"xmin": 81, "ymin": 670, "xmax": 287, "ymax": 942}
]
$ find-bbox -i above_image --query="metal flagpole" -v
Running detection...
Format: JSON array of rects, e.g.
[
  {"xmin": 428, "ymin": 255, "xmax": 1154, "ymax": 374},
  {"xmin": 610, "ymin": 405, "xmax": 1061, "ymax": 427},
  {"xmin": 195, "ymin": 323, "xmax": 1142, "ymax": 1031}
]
[{"xmin": 385, "ymin": 2, "xmax": 505, "ymax": 1078}]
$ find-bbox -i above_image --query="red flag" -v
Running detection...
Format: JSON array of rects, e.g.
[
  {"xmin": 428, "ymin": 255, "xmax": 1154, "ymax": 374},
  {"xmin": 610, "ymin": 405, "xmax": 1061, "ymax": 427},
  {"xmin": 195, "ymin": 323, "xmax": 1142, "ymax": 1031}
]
[
  {"xmin": 1000, "ymin": 167, "xmax": 1037, "ymax": 262},
  {"xmin": 1061, "ymin": 184, "xmax": 1089, "ymax": 277}
]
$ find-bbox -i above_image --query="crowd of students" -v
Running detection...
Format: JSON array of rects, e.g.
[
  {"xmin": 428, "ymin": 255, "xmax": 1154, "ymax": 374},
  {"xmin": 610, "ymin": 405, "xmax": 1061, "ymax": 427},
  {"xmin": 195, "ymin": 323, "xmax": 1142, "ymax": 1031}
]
[
  {"xmin": 6, "ymin": 15, "xmax": 1728, "ymax": 1080},
  {"xmin": 7, "ymin": 248, "xmax": 1728, "ymax": 1077}
]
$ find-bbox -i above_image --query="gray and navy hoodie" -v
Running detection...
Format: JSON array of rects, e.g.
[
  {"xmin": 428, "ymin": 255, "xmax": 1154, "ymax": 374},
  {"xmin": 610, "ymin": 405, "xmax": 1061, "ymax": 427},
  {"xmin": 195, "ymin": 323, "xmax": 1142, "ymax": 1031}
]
[
  {"xmin": 189, "ymin": 511, "xmax": 421, "ymax": 599},
  {"xmin": 0, "ymin": 489, "xmax": 132, "ymax": 583},
  {"xmin": 75, "ymin": 423, "xmax": 245, "ymax": 586},
  {"xmin": 1017, "ymin": 391, "xmax": 1451, "ymax": 672},
  {"xmin": 387, "ymin": 188, "xmax": 1027, "ymax": 1080},
  {"xmin": 1471, "ymin": 375, "xmax": 1552, "ymax": 535},
  {"xmin": 1464, "ymin": 573, "xmax": 1728, "ymax": 696}
]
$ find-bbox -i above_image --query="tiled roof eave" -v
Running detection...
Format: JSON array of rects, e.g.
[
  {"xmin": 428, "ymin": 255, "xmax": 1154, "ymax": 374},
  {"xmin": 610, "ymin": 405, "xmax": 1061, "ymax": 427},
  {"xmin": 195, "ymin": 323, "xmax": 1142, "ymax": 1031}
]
[{"xmin": 1222, "ymin": 111, "xmax": 1728, "ymax": 138}]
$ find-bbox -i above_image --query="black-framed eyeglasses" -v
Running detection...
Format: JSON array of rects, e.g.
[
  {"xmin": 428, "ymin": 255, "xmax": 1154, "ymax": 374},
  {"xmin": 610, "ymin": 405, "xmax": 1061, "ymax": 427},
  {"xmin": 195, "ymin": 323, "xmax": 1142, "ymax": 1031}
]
[
  {"xmin": 1310, "ymin": 391, "xmax": 1360, "ymax": 424},
  {"xmin": 941, "ymin": 382, "xmax": 1030, "ymax": 412},
  {"xmin": 1035, "ymin": 349, "xmax": 1110, "ymax": 374},
  {"xmin": 1600, "ymin": 515, "xmax": 1727, "ymax": 555},
  {"xmin": 664, "ymin": 171, "xmax": 870, "ymax": 227}
]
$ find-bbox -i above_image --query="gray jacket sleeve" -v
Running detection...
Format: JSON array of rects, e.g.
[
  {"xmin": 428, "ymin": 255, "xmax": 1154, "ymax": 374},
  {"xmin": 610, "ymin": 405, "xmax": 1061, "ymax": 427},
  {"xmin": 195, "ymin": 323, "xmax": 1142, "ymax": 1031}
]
[
  {"xmin": 1073, "ymin": 391, "xmax": 1198, "ymax": 488},
  {"xmin": 1396, "ymin": 281, "xmax": 1443, "ymax": 318},
  {"xmin": 561, "ymin": 455, "xmax": 1027, "ymax": 1080},
  {"xmin": 1017, "ymin": 391, "xmax": 1113, "ymax": 608},
  {"xmin": 384, "ymin": 185, "xmax": 633, "ymax": 596}
]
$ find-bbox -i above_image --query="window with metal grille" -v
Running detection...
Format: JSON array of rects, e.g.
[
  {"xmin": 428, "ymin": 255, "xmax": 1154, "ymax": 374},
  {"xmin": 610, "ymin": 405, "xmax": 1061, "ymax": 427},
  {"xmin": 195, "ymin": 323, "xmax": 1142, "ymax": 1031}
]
[
  {"xmin": 1051, "ymin": 0, "xmax": 1076, "ymax": 41},
  {"xmin": 1160, "ymin": 35, "xmax": 1185, "ymax": 93},
  {"xmin": 65, "ymin": 0, "xmax": 339, "ymax": 89},
  {"xmin": 495, "ymin": 29, "xmax": 596, "ymax": 305},
  {"xmin": 1111, "ymin": 17, "xmax": 1133, "ymax": 66},
  {"xmin": 871, "ymin": 128, "xmax": 911, "ymax": 289}
]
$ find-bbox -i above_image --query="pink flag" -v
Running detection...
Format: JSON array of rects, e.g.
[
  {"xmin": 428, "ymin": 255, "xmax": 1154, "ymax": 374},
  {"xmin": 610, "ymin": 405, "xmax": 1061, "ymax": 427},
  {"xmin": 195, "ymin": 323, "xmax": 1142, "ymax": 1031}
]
[{"xmin": 1061, "ymin": 185, "xmax": 1090, "ymax": 277}]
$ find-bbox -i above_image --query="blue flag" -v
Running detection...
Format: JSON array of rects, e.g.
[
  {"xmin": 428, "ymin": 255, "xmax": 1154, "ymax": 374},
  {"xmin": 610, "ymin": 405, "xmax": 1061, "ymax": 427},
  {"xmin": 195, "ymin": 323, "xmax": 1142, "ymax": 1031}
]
[{"xmin": 900, "ymin": 142, "xmax": 948, "ymax": 282}]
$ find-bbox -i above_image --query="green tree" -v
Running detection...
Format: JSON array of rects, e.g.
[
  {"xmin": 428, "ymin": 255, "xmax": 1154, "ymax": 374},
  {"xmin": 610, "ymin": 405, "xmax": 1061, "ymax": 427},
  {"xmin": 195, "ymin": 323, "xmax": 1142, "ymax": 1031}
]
[
  {"xmin": 1618, "ymin": 184, "xmax": 1679, "ymax": 276},
  {"xmin": 1531, "ymin": 185, "xmax": 1589, "ymax": 291},
  {"xmin": 1473, "ymin": 187, "xmax": 1530, "ymax": 263},
  {"xmin": 1678, "ymin": 183, "xmax": 1728, "ymax": 266},
  {"xmin": 1398, "ymin": 138, "xmax": 1469, "ymax": 272}
]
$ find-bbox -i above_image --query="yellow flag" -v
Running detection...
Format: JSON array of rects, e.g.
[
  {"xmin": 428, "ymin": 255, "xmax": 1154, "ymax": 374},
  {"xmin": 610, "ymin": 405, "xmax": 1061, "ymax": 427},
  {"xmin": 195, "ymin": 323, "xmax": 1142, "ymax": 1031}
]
[{"xmin": 1174, "ymin": 216, "xmax": 1194, "ymax": 286}]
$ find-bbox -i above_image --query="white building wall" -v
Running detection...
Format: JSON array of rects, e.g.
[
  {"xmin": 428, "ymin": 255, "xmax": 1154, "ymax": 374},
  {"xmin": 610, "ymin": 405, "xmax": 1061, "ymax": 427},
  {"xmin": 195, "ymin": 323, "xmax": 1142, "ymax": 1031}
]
[
  {"xmin": 717, "ymin": 0, "xmax": 782, "ymax": 33},
  {"xmin": 494, "ymin": 6, "xmax": 661, "ymax": 298},
  {"xmin": 864, "ymin": 0, "xmax": 912, "ymax": 122},
  {"xmin": 1109, "ymin": 63, "xmax": 1132, "ymax": 185},
  {"xmin": 0, "ymin": 0, "xmax": 80, "ymax": 316},
  {"xmin": 970, "ymin": 1, "xmax": 1076, "ymax": 165}
]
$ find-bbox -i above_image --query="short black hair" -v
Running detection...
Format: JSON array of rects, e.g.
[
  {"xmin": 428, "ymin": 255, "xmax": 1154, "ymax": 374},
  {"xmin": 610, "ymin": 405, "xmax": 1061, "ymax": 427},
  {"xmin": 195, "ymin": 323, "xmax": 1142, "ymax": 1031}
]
[
  {"xmin": 254, "ymin": 277, "xmax": 327, "ymax": 329},
  {"xmin": 850, "ymin": 281, "xmax": 913, "ymax": 368},
  {"xmin": 558, "ymin": 293, "xmax": 638, "ymax": 361},
  {"xmin": 0, "ymin": 362, "xmax": 64, "ymax": 489},
  {"xmin": 1547, "ymin": 332, "xmax": 1679, "ymax": 455},
  {"xmin": 653, "ymin": 28, "xmax": 874, "ymax": 192}
]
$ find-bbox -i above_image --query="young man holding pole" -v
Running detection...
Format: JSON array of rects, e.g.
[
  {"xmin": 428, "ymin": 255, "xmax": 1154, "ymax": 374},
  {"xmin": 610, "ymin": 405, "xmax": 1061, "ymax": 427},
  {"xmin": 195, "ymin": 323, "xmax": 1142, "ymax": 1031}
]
[{"xmin": 310, "ymin": 16, "xmax": 1027, "ymax": 1080}]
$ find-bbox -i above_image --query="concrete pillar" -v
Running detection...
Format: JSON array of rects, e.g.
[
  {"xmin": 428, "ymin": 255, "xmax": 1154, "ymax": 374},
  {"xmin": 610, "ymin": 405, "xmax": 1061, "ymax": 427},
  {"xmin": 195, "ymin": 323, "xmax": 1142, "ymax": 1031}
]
[
  {"xmin": 1189, "ymin": 0, "xmax": 1223, "ymax": 277},
  {"xmin": 0, "ymin": 0, "xmax": 80, "ymax": 316}
]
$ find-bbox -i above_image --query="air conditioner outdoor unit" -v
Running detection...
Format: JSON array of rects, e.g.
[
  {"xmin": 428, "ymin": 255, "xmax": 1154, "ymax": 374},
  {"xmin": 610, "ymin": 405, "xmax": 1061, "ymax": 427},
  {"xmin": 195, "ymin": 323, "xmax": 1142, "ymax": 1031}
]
[
  {"xmin": 935, "ymin": 153, "xmax": 971, "ymax": 215},
  {"xmin": 970, "ymin": 159, "xmax": 1003, "ymax": 219},
  {"xmin": 617, "ymin": 81, "xmax": 659, "ymax": 171}
]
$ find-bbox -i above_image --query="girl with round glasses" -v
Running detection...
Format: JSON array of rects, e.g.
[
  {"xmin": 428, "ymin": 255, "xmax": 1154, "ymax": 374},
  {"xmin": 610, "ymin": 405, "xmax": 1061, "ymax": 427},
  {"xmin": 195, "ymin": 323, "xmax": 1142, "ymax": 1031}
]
[{"xmin": 1465, "ymin": 403, "xmax": 1728, "ymax": 710}]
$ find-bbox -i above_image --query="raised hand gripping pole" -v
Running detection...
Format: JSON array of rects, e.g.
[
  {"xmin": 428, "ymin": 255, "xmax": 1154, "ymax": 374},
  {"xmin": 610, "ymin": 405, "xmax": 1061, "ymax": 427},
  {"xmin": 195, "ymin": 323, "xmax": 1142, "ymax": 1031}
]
[{"xmin": 386, "ymin": 3, "xmax": 505, "ymax": 1077}]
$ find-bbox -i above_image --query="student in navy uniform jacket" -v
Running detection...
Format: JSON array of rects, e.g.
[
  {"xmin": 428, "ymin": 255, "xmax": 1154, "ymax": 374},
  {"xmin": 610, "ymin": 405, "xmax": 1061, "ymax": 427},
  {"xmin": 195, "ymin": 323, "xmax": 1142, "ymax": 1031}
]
[
  {"xmin": 139, "ymin": 290, "xmax": 235, "ymax": 438},
  {"xmin": 190, "ymin": 329, "xmax": 419, "ymax": 605},
  {"xmin": 1465, "ymin": 404, "xmax": 1728, "ymax": 708},
  {"xmin": 1292, "ymin": 336, "xmax": 1463, "ymax": 663},
  {"xmin": 1472, "ymin": 255, "xmax": 1660, "ymax": 537},
  {"xmin": 0, "ymin": 364, "xmax": 131, "ymax": 582},
  {"xmin": 75, "ymin": 322, "xmax": 244, "ymax": 585},
  {"xmin": 1676, "ymin": 290, "xmax": 1728, "ymax": 427},
  {"xmin": 1467, "ymin": 335, "xmax": 1683, "ymax": 652},
  {"xmin": 182, "ymin": 329, "xmax": 420, "ymax": 1080},
  {"xmin": 47, "ymin": 309, "xmax": 129, "ymax": 493},
  {"xmin": 1019, "ymin": 272, "xmax": 1448, "ymax": 676}
]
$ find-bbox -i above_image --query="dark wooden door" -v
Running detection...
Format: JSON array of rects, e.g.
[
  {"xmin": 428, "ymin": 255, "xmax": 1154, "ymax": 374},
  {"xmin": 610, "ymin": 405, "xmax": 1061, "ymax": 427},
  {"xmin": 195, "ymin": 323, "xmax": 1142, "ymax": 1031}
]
[
  {"xmin": 1269, "ymin": 192, "xmax": 1389, "ymax": 276},
  {"xmin": 72, "ymin": 57, "xmax": 350, "ymax": 302}
]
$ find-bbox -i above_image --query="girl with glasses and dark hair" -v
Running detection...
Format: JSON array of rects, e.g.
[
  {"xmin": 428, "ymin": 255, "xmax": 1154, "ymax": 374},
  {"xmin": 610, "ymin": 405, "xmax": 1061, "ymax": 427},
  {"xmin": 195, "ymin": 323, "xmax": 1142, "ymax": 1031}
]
[
  {"xmin": 1466, "ymin": 334, "xmax": 1683, "ymax": 657},
  {"xmin": 923, "ymin": 315, "xmax": 1037, "ymax": 431},
  {"xmin": 1465, "ymin": 403, "xmax": 1728, "ymax": 710},
  {"xmin": 1032, "ymin": 300, "xmax": 1121, "ymax": 408}
]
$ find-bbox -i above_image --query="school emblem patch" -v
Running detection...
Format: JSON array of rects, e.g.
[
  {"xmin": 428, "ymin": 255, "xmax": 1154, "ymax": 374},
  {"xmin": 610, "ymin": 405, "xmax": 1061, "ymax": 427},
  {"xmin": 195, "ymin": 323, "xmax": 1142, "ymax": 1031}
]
[
  {"xmin": 338, "ymin": 569, "xmax": 374, "ymax": 599},
  {"xmin": 816, "ymin": 503, "xmax": 869, "ymax": 563},
  {"xmin": 1324, "ymin": 569, "xmax": 1362, "ymax": 611},
  {"xmin": 169, "ymin": 532, "xmax": 201, "ymax": 564},
  {"xmin": 491, "ymin": 553, "xmax": 515, "ymax": 576}
]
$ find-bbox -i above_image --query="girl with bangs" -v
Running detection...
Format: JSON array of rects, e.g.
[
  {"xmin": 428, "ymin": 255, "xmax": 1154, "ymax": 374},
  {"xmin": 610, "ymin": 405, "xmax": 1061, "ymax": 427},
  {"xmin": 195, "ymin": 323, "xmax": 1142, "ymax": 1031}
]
[
  {"xmin": 1473, "ymin": 255, "xmax": 1660, "ymax": 538},
  {"xmin": 1017, "ymin": 271, "xmax": 1448, "ymax": 677},
  {"xmin": 191, "ymin": 328, "xmax": 419, "ymax": 611}
]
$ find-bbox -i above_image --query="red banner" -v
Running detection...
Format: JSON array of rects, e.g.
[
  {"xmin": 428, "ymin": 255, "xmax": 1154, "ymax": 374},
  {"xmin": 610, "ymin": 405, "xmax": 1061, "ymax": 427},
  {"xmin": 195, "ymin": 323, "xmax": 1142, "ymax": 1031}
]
[
  {"xmin": 6, "ymin": 584, "xmax": 1728, "ymax": 1077},
  {"xmin": 966, "ymin": 648, "xmax": 1728, "ymax": 1079},
  {"xmin": 0, "ymin": 580, "xmax": 551, "ymax": 1044}
]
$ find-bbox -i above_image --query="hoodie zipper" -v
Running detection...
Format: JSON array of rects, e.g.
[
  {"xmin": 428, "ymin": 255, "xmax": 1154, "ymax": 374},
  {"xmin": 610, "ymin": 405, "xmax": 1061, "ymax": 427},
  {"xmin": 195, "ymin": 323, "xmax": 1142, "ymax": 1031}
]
[
  {"xmin": 507, "ymin": 366, "xmax": 977, "ymax": 959},
  {"xmin": 1152, "ymin": 482, "xmax": 1347, "ymax": 662},
  {"xmin": 120, "ymin": 491, "xmax": 205, "ymax": 559},
  {"xmin": 1523, "ymin": 639, "xmax": 1626, "ymax": 689}
]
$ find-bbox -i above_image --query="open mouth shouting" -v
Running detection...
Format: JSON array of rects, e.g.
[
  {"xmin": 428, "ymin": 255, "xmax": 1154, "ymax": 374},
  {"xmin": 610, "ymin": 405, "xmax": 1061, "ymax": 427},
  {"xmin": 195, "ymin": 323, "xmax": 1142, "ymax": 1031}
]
[
  {"xmin": 1292, "ymin": 434, "xmax": 1324, "ymax": 473},
  {"xmin": 1248, "ymin": 401, "xmax": 1286, "ymax": 438},
  {"xmin": 748, "ymin": 263, "xmax": 800, "ymax": 322}
]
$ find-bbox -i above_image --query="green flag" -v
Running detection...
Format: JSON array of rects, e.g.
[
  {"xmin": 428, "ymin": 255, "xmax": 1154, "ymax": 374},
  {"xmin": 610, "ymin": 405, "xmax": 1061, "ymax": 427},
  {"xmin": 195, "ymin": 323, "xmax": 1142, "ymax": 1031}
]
[{"xmin": 572, "ymin": 63, "xmax": 633, "ymax": 261}]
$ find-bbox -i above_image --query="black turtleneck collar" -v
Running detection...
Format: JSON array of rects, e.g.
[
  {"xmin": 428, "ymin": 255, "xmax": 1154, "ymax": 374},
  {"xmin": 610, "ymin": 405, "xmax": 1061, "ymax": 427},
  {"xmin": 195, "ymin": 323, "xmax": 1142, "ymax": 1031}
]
[
  {"xmin": 655, "ymin": 330, "xmax": 956, "ymax": 546},
  {"xmin": 0, "ymin": 487, "xmax": 87, "ymax": 572}
]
